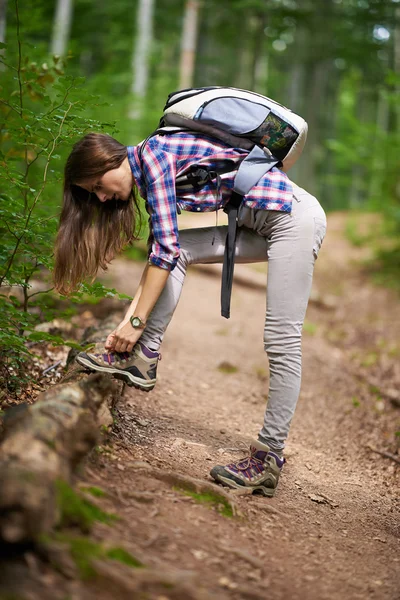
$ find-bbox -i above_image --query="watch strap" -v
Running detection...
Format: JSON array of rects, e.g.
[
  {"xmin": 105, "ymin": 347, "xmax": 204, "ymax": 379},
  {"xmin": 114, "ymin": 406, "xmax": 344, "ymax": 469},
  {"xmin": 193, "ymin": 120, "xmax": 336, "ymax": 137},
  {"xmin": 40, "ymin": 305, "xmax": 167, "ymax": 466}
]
[{"xmin": 130, "ymin": 315, "xmax": 146, "ymax": 329}]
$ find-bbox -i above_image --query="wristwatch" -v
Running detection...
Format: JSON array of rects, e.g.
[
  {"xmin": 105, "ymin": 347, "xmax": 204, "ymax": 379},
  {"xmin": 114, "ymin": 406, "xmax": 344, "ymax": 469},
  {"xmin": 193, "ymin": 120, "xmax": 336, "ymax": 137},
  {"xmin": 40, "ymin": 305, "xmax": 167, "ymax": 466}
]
[{"xmin": 130, "ymin": 315, "xmax": 146, "ymax": 329}]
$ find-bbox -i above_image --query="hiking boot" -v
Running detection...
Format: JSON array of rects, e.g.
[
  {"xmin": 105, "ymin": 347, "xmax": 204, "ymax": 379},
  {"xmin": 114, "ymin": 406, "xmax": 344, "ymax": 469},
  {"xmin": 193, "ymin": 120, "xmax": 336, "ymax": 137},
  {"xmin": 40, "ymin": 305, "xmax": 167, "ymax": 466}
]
[
  {"xmin": 76, "ymin": 341, "xmax": 160, "ymax": 391},
  {"xmin": 210, "ymin": 439, "xmax": 284, "ymax": 497}
]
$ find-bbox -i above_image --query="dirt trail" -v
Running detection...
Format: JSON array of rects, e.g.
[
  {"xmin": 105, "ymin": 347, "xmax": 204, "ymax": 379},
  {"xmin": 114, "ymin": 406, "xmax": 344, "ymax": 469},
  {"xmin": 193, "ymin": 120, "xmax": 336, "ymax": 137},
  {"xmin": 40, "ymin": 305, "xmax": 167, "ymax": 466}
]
[
  {"xmin": 67, "ymin": 210, "xmax": 397, "ymax": 600},
  {"xmin": 5, "ymin": 212, "xmax": 398, "ymax": 599}
]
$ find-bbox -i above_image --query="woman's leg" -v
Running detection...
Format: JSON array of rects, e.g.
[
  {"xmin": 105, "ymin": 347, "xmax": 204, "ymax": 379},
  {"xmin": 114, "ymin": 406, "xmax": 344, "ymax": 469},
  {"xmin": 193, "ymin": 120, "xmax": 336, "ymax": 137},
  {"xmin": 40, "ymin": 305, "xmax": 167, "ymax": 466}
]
[
  {"xmin": 210, "ymin": 186, "xmax": 326, "ymax": 495},
  {"xmin": 140, "ymin": 224, "xmax": 268, "ymax": 350},
  {"xmin": 240, "ymin": 185, "xmax": 327, "ymax": 453}
]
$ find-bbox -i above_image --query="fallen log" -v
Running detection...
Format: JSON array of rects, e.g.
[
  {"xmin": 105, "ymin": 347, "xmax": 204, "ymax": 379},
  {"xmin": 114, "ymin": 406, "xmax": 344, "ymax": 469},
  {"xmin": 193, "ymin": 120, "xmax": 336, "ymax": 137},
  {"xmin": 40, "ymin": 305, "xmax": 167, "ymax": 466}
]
[{"xmin": 0, "ymin": 315, "xmax": 124, "ymax": 546}]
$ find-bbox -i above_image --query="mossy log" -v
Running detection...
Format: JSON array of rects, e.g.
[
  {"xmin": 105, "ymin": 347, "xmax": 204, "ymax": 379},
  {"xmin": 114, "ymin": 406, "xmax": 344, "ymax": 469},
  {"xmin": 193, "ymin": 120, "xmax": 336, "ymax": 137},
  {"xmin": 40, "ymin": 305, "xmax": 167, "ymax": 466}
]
[{"xmin": 0, "ymin": 315, "xmax": 124, "ymax": 546}]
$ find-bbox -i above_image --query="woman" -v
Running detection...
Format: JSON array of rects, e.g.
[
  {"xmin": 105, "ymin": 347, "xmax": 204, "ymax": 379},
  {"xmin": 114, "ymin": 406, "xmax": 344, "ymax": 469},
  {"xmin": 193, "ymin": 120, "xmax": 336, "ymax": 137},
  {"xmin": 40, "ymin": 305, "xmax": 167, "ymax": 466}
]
[{"xmin": 54, "ymin": 131, "xmax": 327, "ymax": 497}]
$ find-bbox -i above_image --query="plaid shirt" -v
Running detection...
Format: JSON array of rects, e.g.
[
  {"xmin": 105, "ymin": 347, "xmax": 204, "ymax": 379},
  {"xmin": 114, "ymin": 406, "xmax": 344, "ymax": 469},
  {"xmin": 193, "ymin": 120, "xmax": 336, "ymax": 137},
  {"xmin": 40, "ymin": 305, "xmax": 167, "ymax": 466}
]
[{"xmin": 127, "ymin": 132, "xmax": 293, "ymax": 271}]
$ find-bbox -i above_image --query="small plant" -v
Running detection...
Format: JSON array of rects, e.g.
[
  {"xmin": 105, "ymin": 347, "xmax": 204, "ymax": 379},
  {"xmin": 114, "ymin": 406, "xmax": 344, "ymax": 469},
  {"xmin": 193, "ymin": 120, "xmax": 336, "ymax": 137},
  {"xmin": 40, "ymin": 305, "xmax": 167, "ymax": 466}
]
[
  {"xmin": 175, "ymin": 487, "xmax": 234, "ymax": 518},
  {"xmin": 55, "ymin": 479, "xmax": 118, "ymax": 532},
  {"xmin": 345, "ymin": 216, "xmax": 370, "ymax": 247},
  {"xmin": 255, "ymin": 366, "xmax": 268, "ymax": 381},
  {"xmin": 217, "ymin": 361, "xmax": 238, "ymax": 374},
  {"xmin": 361, "ymin": 352, "xmax": 379, "ymax": 368},
  {"xmin": 303, "ymin": 321, "xmax": 317, "ymax": 335},
  {"xmin": 47, "ymin": 533, "xmax": 144, "ymax": 580},
  {"xmin": 215, "ymin": 327, "xmax": 229, "ymax": 336},
  {"xmin": 80, "ymin": 486, "xmax": 107, "ymax": 498}
]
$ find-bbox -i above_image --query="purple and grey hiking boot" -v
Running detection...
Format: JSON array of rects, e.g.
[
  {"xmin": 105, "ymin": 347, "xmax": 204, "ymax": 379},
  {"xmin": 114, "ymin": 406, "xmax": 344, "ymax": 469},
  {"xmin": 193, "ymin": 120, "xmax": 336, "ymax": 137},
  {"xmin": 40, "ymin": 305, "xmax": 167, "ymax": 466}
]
[
  {"xmin": 76, "ymin": 341, "xmax": 160, "ymax": 391},
  {"xmin": 210, "ymin": 439, "xmax": 285, "ymax": 497}
]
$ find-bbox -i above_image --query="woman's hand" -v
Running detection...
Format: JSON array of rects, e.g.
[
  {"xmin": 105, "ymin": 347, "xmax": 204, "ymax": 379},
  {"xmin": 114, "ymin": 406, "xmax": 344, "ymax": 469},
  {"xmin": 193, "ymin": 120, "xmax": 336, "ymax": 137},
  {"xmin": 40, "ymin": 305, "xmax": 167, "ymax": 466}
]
[
  {"xmin": 104, "ymin": 320, "xmax": 130, "ymax": 351},
  {"xmin": 109, "ymin": 321, "xmax": 143, "ymax": 353},
  {"xmin": 104, "ymin": 264, "xmax": 169, "ymax": 353},
  {"xmin": 105, "ymin": 329, "xmax": 118, "ymax": 351}
]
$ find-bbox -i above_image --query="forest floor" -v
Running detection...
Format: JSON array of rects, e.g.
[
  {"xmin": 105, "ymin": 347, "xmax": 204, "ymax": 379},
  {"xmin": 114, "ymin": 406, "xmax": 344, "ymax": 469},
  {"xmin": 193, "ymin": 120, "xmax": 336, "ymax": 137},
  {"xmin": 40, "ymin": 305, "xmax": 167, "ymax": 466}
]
[{"xmin": 1, "ymin": 211, "xmax": 400, "ymax": 600}]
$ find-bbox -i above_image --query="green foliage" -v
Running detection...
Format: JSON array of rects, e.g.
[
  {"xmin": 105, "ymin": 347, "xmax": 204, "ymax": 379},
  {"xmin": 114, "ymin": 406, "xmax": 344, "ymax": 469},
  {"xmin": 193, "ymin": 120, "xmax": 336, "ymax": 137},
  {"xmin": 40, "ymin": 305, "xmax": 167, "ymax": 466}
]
[
  {"xmin": 327, "ymin": 69, "xmax": 400, "ymax": 284},
  {"xmin": 175, "ymin": 487, "xmax": 234, "ymax": 518},
  {"xmin": 55, "ymin": 479, "xmax": 118, "ymax": 532},
  {"xmin": 122, "ymin": 242, "xmax": 149, "ymax": 263},
  {"xmin": 217, "ymin": 361, "xmax": 238, "ymax": 374},
  {"xmin": 48, "ymin": 533, "xmax": 144, "ymax": 580},
  {"xmin": 105, "ymin": 547, "xmax": 143, "ymax": 568},
  {"xmin": 0, "ymin": 4, "xmax": 135, "ymax": 396},
  {"xmin": 371, "ymin": 246, "xmax": 400, "ymax": 291},
  {"xmin": 303, "ymin": 321, "xmax": 317, "ymax": 335},
  {"xmin": 345, "ymin": 216, "xmax": 370, "ymax": 248},
  {"xmin": 344, "ymin": 211, "xmax": 400, "ymax": 291},
  {"xmin": 80, "ymin": 486, "xmax": 107, "ymax": 498}
]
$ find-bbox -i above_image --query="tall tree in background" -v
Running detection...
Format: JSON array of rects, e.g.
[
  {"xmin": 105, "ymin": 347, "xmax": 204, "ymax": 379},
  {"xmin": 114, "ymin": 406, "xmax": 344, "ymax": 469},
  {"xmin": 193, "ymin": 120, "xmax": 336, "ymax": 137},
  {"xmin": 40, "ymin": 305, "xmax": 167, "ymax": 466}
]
[
  {"xmin": 130, "ymin": 0, "xmax": 155, "ymax": 119},
  {"xmin": 50, "ymin": 0, "xmax": 73, "ymax": 56},
  {"xmin": 0, "ymin": 0, "xmax": 6, "ymax": 43},
  {"xmin": 0, "ymin": 0, "xmax": 7, "ymax": 70},
  {"xmin": 179, "ymin": 0, "xmax": 200, "ymax": 89},
  {"xmin": 395, "ymin": 5, "xmax": 400, "ymax": 130}
]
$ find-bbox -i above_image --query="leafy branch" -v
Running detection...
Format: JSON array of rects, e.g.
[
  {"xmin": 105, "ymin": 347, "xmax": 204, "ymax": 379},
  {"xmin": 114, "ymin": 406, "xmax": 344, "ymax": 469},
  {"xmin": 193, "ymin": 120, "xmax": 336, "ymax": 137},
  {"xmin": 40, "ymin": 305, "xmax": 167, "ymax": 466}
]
[{"xmin": 0, "ymin": 102, "xmax": 74, "ymax": 287}]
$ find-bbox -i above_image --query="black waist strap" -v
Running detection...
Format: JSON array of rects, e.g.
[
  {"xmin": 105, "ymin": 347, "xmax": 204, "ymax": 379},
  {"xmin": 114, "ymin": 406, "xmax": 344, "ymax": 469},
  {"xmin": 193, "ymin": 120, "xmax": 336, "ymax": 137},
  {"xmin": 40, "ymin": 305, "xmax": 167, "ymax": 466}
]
[{"xmin": 221, "ymin": 192, "xmax": 243, "ymax": 319}]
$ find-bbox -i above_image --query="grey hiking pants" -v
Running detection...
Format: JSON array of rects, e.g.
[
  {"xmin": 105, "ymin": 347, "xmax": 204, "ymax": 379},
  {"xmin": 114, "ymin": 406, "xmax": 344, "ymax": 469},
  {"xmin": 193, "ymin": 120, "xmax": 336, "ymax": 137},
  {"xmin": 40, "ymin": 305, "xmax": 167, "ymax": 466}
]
[{"xmin": 140, "ymin": 183, "xmax": 327, "ymax": 452}]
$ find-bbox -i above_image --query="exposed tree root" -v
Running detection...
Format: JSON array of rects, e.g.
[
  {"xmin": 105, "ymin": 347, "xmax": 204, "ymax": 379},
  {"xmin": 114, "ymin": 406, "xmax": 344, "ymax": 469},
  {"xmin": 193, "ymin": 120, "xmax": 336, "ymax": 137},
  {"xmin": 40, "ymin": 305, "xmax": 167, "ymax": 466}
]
[
  {"xmin": 91, "ymin": 558, "xmax": 226, "ymax": 600},
  {"xmin": 127, "ymin": 462, "xmax": 239, "ymax": 516},
  {"xmin": 367, "ymin": 445, "xmax": 400, "ymax": 465},
  {"xmin": 0, "ymin": 316, "xmax": 124, "ymax": 546}
]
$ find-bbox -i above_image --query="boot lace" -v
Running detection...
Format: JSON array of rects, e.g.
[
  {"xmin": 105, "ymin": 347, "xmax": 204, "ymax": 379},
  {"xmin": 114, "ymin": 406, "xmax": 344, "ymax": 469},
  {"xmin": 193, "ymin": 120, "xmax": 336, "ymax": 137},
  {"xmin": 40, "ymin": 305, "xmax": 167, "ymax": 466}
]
[{"xmin": 229, "ymin": 452, "xmax": 265, "ymax": 472}]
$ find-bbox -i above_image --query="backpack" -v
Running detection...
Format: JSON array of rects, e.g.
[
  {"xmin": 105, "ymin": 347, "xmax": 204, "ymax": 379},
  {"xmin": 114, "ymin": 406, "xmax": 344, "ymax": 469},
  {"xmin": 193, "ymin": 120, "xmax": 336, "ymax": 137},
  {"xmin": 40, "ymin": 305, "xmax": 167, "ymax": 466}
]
[
  {"xmin": 161, "ymin": 86, "xmax": 307, "ymax": 173},
  {"xmin": 141, "ymin": 86, "xmax": 308, "ymax": 318}
]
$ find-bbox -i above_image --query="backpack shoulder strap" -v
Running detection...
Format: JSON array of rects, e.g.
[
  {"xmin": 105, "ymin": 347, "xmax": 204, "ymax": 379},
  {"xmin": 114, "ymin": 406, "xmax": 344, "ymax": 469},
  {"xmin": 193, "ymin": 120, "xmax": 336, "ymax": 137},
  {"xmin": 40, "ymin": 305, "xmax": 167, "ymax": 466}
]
[
  {"xmin": 233, "ymin": 146, "xmax": 280, "ymax": 196},
  {"xmin": 221, "ymin": 146, "xmax": 280, "ymax": 319},
  {"xmin": 137, "ymin": 126, "xmax": 188, "ymax": 165}
]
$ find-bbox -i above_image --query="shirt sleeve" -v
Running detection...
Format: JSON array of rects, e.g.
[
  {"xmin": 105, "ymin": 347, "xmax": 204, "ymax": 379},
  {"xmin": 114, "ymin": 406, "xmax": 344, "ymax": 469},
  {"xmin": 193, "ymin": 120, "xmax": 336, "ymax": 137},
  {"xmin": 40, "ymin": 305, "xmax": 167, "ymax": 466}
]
[{"xmin": 141, "ymin": 137, "xmax": 180, "ymax": 271}]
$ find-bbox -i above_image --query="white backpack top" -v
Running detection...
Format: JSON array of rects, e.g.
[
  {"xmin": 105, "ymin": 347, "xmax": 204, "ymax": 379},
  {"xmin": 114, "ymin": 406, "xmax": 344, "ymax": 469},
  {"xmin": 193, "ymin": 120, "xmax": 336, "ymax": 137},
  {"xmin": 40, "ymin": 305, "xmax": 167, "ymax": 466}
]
[{"xmin": 162, "ymin": 86, "xmax": 308, "ymax": 172}]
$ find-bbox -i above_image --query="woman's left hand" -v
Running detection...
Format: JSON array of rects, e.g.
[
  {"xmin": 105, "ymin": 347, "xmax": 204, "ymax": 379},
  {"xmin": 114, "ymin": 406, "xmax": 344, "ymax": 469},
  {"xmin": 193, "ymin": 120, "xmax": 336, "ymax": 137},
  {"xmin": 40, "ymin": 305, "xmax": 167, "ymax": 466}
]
[{"xmin": 111, "ymin": 321, "xmax": 143, "ymax": 353}]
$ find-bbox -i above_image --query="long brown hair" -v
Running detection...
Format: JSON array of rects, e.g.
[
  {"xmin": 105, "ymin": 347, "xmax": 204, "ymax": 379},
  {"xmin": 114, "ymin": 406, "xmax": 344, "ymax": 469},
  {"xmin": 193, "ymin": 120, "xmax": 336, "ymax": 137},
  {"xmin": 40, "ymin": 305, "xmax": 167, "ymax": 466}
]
[{"xmin": 53, "ymin": 133, "xmax": 142, "ymax": 295}]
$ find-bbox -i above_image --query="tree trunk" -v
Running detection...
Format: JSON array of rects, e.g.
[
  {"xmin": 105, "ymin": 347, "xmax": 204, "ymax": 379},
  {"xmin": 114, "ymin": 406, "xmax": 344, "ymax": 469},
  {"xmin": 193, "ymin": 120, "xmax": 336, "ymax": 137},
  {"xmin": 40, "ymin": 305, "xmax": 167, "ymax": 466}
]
[
  {"xmin": 295, "ymin": 59, "xmax": 331, "ymax": 196},
  {"xmin": 179, "ymin": 0, "xmax": 200, "ymax": 89},
  {"xmin": 368, "ymin": 88, "xmax": 390, "ymax": 201},
  {"xmin": 194, "ymin": 8, "xmax": 221, "ymax": 86},
  {"xmin": 0, "ymin": 0, "xmax": 6, "ymax": 44},
  {"xmin": 50, "ymin": 0, "xmax": 73, "ymax": 57},
  {"xmin": 0, "ymin": 316, "xmax": 124, "ymax": 546},
  {"xmin": 129, "ymin": 0, "xmax": 155, "ymax": 119},
  {"xmin": 0, "ymin": 0, "xmax": 7, "ymax": 71},
  {"xmin": 236, "ymin": 15, "xmax": 256, "ymax": 90},
  {"xmin": 249, "ymin": 13, "xmax": 267, "ymax": 94},
  {"xmin": 395, "ymin": 6, "xmax": 400, "ymax": 130}
]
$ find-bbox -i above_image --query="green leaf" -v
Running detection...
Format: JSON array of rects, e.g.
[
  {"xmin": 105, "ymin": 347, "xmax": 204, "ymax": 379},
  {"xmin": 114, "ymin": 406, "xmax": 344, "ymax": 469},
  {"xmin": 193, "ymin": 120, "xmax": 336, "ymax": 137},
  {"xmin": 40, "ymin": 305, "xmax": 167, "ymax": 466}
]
[{"xmin": 27, "ymin": 331, "xmax": 65, "ymax": 344}]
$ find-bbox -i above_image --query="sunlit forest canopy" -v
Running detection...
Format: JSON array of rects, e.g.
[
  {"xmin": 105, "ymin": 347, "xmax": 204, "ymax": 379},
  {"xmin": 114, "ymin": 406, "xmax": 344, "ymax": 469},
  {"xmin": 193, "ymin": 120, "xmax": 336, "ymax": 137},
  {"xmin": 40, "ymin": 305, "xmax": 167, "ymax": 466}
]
[{"xmin": 2, "ymin": 0, "xmax": 399, "ymax": 213}]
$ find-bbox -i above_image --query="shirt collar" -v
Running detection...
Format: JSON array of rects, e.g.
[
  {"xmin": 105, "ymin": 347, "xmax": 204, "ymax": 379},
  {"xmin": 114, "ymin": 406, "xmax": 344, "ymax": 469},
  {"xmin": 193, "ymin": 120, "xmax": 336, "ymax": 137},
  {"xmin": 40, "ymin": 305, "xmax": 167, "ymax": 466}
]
[{"xmin": 127, "ymin": 144, "xmax": 146, "ymax": 198}]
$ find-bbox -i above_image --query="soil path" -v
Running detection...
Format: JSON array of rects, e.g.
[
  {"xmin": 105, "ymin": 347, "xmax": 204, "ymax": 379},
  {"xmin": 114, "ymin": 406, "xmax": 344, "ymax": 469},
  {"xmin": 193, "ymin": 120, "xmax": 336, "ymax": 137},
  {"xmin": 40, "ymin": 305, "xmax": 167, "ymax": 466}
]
[
  {"xmin": 6, "ymin": 212, "xmax": 398, "ymax": 600},
  {"xmin": 76, "ymin": 210, "xmax": 398, "ymax": 600}
]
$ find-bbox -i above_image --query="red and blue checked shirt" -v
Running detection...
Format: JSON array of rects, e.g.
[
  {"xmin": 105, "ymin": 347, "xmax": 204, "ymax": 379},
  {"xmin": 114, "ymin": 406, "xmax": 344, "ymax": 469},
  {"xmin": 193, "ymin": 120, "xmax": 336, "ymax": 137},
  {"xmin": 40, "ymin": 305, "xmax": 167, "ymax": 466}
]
[{"xmin": 127, "ymin": 132, "xmax": 293, "ymax": 272}]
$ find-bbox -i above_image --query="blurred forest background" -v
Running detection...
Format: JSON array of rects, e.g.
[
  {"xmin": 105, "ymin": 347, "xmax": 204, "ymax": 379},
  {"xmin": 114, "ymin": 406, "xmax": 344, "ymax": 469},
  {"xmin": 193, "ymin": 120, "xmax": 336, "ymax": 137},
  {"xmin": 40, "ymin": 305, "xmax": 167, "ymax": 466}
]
[{"xmin": 0, "ymin": 0, "xmax": 399, "ymax": 391}]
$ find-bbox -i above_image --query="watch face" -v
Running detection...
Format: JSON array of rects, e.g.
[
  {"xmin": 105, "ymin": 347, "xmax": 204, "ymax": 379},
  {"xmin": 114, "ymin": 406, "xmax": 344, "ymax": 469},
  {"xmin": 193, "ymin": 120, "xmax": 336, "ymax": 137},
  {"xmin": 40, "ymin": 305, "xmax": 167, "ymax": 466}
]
[{"xmin": 131, "ymin": 317, "xmax": 141, "ymax": 327}]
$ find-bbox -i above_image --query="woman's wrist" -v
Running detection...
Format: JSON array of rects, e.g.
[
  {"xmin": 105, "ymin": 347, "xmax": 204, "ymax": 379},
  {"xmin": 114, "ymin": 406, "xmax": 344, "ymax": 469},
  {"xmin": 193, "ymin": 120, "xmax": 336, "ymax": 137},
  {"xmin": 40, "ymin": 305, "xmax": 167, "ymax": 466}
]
[
  {"xmin": 117, "ymin": 317, "xmax": 131, "ymax": 331},
  {"xmin": 129, "ymin": 315, "xmax": 147, "ymax": 329}
]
